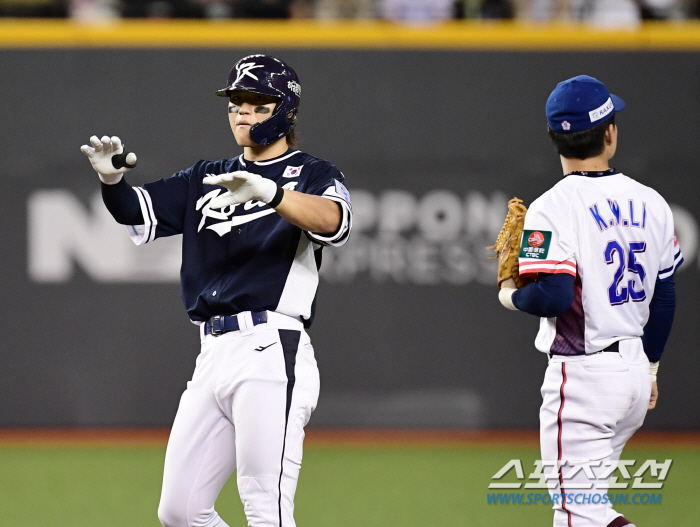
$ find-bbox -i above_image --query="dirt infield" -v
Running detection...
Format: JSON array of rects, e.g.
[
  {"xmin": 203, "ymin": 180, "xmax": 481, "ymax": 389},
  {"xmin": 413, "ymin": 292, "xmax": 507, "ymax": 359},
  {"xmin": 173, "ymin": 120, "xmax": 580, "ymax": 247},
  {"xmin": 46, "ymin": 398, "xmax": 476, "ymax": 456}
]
[{"xmin": 0, "ymin": 428, "xmax": 698, "ymax": 448}]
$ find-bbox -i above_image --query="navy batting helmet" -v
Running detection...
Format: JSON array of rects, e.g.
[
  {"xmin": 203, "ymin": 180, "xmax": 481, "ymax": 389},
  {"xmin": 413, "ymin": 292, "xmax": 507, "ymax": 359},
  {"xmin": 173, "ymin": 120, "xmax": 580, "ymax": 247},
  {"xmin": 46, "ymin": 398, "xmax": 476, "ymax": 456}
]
[{"xmin": 216, "ymin": 54, "xmax": 301, "ymax": 147}]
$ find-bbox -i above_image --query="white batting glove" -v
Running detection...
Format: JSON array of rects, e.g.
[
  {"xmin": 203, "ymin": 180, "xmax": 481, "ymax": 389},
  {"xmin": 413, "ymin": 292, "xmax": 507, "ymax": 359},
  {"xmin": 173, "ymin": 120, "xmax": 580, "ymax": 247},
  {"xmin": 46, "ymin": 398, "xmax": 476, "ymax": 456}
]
[
  {"xmin": 80, "ymin": 135, "xmax": 137, "ymax": 185},
  {"xmin": 203, "ymin": 171, "xmax": 278, "ymax": 209}
]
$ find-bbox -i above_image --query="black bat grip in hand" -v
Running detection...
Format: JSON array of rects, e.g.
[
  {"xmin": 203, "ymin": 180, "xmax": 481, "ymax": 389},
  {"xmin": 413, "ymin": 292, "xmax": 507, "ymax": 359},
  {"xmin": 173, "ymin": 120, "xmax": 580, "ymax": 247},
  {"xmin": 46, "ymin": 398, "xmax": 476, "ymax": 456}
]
[{"xmin": 112, "ymin": 150, "xmax": 137, "ymax": 170}]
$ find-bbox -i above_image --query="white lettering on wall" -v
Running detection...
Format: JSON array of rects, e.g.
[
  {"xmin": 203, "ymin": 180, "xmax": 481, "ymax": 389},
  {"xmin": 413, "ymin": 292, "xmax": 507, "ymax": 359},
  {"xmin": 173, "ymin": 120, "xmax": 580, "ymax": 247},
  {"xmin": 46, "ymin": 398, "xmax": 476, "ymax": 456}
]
[
  {"xmin": 28, "ymin": 190, "xmax": 180, "ymax": 282},
  {"xmin": 27, "ymin": 190, "xmax": 698, "ymax": 284}
]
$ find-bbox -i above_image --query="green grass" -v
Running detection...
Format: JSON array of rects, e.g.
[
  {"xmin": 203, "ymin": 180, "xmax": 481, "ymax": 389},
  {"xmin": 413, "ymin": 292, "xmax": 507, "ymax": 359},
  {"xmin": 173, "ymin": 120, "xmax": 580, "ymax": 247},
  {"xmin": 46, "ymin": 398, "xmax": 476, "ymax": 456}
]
[{"xmin": 0, "ymin": 445, "xmax": 698, "ymax": 526}]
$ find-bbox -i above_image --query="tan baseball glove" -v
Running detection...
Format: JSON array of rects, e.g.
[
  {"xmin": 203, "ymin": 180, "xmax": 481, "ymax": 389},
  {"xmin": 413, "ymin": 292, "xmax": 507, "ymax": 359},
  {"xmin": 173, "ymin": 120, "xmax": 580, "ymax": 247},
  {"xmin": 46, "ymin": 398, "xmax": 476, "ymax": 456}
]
[{"xmin": 488, "ymin": 197, "xmax": 534, "ymax": 290}]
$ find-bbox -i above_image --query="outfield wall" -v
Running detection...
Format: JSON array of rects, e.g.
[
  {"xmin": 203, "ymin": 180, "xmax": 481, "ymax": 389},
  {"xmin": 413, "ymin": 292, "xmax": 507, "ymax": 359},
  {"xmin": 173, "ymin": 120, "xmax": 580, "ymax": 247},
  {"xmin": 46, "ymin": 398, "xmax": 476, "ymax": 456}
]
[{"xmin": 1, "ymin": 23, "xmax": 698, "ymax": 428}]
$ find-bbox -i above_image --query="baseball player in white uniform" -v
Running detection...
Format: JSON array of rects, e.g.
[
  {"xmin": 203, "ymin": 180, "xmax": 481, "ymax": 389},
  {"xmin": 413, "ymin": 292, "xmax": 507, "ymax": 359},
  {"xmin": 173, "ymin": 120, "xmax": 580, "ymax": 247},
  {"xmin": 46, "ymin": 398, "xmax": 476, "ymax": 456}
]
[
  {"xmin": 498, "ymin": 75, "xmax": 681, "ymax": 527},
  {"xmin": 80, "ymin": 55, "xmax": 352, "ymax": 527}
]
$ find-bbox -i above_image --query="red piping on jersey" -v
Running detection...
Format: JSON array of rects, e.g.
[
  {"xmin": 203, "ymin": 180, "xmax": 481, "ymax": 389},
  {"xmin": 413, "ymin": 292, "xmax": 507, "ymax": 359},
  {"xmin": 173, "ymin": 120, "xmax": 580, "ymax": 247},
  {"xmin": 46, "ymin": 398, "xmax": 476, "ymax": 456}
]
[
  {"xmin": 519, "ymin": 268, "xmax": 577, "ymax": 277},
  {"xmin": 520, "ymin": 260, "xmax": 576, "ymax": 268},
  {"xmin": 520, "ymin": 260, "xmax": 577, "ymax": 277},
  {"xmin": 558, "ymin": 363, "xmax": 573, "ymax": 527}
]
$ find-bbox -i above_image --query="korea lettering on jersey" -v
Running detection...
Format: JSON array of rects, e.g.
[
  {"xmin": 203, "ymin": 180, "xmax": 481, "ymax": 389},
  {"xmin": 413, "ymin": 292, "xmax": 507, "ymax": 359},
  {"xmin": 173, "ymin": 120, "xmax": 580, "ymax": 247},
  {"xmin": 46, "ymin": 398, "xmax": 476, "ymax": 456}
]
[
  {"xmin": 518, "ymin": 172, "xmax": 683, "ymax": 355},
  {"xmin": 125, "ymin": 149, "xmax": 352, "ymax": 326}
]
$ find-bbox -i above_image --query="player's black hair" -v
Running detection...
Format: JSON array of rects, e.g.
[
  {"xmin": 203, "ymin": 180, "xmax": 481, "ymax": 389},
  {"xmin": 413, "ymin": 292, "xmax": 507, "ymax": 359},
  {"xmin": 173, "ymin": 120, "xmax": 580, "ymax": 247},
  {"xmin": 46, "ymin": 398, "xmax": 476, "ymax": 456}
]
[
  {"xmin": 286, "ymin": 128, "xmax": 299, "ymax": 149},
  {"xmin": 548, "ymin": 115, "xmax": 616, "ymax": 160}
]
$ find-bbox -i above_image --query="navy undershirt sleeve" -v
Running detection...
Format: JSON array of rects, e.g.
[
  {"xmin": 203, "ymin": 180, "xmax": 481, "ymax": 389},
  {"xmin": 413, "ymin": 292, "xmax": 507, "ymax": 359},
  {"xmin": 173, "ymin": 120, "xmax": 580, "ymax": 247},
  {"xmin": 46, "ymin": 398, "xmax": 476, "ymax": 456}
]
[
  {"xmin": 101, "ymin": 178, "xmax": 144, "ymax": 225},
  {"xmin": 512, "ymin": 273, "xmax": 575, "ymax": 318},
  {"xmin": 642, "ymin": 277, "xmax": 676, "ymax": 363}
]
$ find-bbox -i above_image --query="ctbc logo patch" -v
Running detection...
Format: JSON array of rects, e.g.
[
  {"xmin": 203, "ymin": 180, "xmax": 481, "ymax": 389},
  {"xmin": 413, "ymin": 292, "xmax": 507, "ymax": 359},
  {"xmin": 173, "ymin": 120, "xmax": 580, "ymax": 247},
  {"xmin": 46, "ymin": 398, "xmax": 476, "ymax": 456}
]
[
  {"xmin": 562, "ymin": 121, "xmax": 571, "ymax": 131},
  {"xmin": 519, "ymin": 230, "xmax": 552, "ymax": 260},
  {"xmin": 287, "ymin": 80, "xmax": 301, "ymax": 96},
  {"xmin": 528, "ymin": 231, "xmax": 545, "ymax": 247}
]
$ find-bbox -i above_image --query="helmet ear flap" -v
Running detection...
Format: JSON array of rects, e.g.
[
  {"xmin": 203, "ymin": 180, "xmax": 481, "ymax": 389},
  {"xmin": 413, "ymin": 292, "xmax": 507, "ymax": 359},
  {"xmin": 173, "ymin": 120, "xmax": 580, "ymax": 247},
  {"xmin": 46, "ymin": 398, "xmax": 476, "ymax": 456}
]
[
  {"xmin": 274, "ymin": 102, "xmax": 296, "ymax": 125},
  {"xmin": 249, "ymin": 100, "xmax": 298, "ymax": 146}
]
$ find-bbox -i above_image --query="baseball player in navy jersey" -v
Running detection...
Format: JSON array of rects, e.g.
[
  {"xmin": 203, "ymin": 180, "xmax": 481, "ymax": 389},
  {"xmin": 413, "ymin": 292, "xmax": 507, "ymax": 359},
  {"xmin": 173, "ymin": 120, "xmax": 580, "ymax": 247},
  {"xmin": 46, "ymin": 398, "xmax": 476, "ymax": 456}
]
[
  {"xmin": 498, "ymin": 76, "xmax": 681, "ymax": 527},
  {"xmin": 80, "ymin": 55, "xmax": 352, "ymax": 527}
]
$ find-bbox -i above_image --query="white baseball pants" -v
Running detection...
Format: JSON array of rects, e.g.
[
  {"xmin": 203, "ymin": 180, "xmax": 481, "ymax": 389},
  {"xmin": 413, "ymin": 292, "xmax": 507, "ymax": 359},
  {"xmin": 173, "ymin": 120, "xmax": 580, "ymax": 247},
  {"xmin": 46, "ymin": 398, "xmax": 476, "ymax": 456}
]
[
  {"xmin": 158, "ymin": 313, "xmax": 320, "ymax": 527},
  {"xmin": 540, "ymin": 338, "xmax": 652, "ymax": 527}
]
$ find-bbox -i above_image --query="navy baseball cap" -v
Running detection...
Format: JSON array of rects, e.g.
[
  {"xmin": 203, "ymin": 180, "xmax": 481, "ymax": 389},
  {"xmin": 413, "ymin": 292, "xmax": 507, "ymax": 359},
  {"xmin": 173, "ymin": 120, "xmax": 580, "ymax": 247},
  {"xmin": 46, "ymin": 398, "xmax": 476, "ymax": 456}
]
[{"xmin": 546, "ymin": 75, "xmax": 625, "ymax": 133}]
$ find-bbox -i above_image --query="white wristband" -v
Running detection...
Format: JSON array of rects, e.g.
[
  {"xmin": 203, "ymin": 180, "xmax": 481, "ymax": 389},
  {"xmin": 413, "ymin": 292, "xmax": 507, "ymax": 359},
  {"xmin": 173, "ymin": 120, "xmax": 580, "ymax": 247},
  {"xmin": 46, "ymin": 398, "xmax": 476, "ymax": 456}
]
[
  {"xmin": 498, "ymin": 288, "xmax": 518, "ymax": 311},
  {"xmin": 649, "ymin": 362, "xmax": 659, "ymax": 382}
]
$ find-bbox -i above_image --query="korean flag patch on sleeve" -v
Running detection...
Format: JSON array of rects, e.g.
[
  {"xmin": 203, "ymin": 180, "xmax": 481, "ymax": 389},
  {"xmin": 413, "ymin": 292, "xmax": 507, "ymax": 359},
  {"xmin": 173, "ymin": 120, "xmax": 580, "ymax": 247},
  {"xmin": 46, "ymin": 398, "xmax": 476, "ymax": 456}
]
[{"xmin": 519, "ymin": 230, "xmax": 551, "ymax": 259}]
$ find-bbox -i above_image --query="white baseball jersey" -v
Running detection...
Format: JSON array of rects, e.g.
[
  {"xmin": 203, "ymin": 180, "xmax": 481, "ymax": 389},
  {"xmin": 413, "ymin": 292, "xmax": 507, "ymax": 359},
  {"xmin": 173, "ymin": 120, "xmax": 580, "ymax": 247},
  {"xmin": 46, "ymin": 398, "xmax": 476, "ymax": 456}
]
[{"xmin": 518, "ymin": 171, "xmax": 683, "ymax": 355}]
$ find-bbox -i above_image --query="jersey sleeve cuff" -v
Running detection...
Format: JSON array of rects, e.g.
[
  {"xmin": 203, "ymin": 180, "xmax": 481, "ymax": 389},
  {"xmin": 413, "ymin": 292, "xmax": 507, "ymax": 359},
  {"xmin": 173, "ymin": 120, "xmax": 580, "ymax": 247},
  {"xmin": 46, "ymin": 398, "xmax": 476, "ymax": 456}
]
[
  {"xmin": 658, "ymin": 250, "xmax": 683, "ymax": 282},
  {"xmin": 306, "ymin": 196, "xmax": 352, "ymax": 247},
  {"xmin": 126, "ymin": 187, "xmax": 158, "ymax": 245},
  {"xmin": 518, "ymin": 259, "xmax": 577, "ymax": 277}
]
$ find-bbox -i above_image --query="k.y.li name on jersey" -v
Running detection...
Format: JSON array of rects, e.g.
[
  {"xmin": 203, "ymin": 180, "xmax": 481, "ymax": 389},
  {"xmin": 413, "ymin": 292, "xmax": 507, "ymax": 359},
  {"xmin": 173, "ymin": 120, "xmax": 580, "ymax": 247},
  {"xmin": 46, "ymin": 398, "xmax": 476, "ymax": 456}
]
[{"xmin": 589, "ymin": 199, "xmax": 647, "ymax": 232}]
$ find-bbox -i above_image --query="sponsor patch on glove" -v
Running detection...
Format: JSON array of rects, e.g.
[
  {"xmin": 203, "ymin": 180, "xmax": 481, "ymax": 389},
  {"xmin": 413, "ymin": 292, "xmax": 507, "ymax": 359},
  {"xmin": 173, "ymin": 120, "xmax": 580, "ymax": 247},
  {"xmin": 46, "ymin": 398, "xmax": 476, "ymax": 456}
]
[{"xmin": 519, "ymin": 230, "xmax": 551, "ymax": 259}]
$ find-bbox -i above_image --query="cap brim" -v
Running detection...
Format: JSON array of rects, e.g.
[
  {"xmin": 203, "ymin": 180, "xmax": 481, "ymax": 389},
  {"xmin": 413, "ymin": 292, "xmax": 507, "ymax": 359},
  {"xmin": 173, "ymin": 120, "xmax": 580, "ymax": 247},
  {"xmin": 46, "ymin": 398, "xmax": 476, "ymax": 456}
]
[{"xmin": 611, "ymin": 93, "xmax": 625, "ymax": 112}]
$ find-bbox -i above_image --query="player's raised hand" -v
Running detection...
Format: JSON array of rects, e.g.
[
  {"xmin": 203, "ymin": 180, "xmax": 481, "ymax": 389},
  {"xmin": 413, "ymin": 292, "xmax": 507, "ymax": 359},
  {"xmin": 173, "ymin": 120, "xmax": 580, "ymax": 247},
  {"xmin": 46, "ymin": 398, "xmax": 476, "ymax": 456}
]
[
  {"xmin": 203, "ymin": 171, "xmax": 277, "ymax": 209},
  {"xmin": 80, "ymin": 135, "xmax": 137, "ymax": 185}
]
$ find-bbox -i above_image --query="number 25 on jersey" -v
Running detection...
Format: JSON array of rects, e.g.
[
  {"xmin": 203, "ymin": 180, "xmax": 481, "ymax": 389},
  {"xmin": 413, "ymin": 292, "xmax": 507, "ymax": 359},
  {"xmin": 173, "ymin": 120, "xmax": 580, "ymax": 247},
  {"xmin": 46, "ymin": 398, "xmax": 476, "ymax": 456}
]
[{"xmin": 605, "ymin": 240, "xmax": 646, "ymax": 305}]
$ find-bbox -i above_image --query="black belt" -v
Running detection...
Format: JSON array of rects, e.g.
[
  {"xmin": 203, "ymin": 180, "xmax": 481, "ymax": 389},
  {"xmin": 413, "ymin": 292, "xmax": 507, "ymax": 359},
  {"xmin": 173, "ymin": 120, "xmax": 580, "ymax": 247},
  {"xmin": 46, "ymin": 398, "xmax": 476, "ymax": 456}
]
[
  {"xmin": 550, "ymin": 340, "xmax": 619, "ymax": 358},
  {"xmin": 602, "ymin": 341, "xmax": 619, "ymax": 352},
  {"xmin": 203, "ymin": 311, "xmax": 268, "ymax": 336}
]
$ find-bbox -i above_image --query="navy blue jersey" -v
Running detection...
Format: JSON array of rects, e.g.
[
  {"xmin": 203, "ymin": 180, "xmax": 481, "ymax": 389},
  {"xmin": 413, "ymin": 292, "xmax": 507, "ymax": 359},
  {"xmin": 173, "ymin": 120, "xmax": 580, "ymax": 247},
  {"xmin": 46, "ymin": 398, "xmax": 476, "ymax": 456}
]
[{"xmin": 126, "ymin": 148, "xmax": 352, "ymax": 326}]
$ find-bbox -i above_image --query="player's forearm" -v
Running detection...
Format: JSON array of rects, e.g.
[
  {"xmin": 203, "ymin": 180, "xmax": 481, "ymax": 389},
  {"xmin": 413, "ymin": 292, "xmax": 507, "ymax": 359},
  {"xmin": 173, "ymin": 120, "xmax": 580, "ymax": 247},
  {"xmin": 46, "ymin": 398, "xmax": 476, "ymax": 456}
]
[
  {"xmin": 273, "ymin": 189, "xmax": 342, "ymax": 235},
  {"xmin": 642, "ymin": 277, "xmax": 676, "ymax": 363},
  {"xmin": 101, "ymin": 177, "xmax": 144, "ymax": 225},
  {"xmin": 511, "ymin": 273, "xmax": 575, "ymax": 317}
]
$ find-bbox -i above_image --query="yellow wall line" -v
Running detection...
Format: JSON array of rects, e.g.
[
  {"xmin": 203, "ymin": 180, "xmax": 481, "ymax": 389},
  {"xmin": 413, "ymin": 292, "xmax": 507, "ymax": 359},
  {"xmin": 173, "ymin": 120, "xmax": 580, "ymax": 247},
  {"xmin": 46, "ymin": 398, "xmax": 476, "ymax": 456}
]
[{"xmin": 0, "ymin": 20, "xmax": 699, "ymax": 50}]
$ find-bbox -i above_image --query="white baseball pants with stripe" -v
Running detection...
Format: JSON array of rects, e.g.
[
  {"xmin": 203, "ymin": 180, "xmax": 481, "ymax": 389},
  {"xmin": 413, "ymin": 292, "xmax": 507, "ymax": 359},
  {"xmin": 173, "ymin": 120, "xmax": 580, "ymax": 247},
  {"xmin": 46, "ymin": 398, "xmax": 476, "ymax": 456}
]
[
  {"xmin": 157, "ymin": 313, "xmax": 320, "ymax": 527},
  {"xmin": 540, "ymin": 338, "xmax": 652, "ymax": 527}
]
